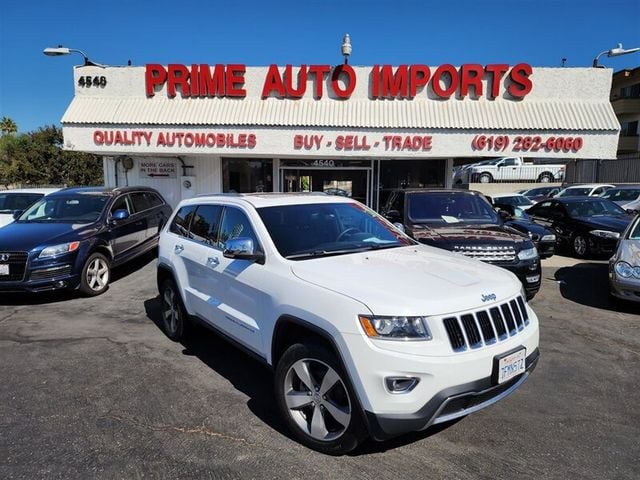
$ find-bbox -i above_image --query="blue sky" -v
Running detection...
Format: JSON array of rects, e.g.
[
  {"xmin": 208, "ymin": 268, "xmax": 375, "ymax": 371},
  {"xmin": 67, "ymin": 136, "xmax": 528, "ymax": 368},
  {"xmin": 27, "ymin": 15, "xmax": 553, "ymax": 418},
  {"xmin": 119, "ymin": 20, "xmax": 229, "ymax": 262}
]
[{"xmin": 1, "ymin": 0, "xmax": 639, "ymax": 133}]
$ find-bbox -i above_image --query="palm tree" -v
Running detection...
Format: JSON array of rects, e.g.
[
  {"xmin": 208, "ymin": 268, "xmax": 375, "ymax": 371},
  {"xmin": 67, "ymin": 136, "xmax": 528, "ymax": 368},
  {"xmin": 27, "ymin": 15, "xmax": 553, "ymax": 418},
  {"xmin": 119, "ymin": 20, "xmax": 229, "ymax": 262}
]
[{"xmin": 0, "ymin": 117, "xmax": 17, "ymax": 136}]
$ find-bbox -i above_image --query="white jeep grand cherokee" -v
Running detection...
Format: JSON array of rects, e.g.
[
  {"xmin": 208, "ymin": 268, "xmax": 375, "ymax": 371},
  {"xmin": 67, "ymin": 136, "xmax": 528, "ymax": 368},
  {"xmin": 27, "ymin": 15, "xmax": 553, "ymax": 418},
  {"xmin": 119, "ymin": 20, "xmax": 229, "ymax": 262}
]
[{"xmin": 157, "ymin": 193, "xmax": 539, "ymax": 454}]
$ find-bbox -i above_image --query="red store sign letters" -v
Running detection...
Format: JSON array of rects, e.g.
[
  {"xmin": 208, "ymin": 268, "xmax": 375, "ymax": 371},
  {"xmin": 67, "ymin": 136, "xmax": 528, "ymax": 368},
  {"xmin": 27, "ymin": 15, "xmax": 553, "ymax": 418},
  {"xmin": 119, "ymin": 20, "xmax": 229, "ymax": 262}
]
[{"xmin": 145, "ymin": 63, "xmax": 533, "ymax": 100}]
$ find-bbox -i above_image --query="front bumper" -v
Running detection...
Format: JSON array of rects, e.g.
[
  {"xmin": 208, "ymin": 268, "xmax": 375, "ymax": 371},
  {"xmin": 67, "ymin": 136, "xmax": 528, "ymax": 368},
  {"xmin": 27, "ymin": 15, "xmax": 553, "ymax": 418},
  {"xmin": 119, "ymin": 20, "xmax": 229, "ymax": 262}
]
[
  {"xmin": 609, "ymin": 273, "xmax": 640, "ymax": 303},
  {"xmin": 364, "ymin": 349, "xmax": 539, "ymax": 440},
  {"xmin": 535, "ymin": 240, "xmax": 555, "ymax": 259},
  {"xmin": 0, "ymin": 253, "xmax": 82, "ymax": 293},
  {"xmin": 588, "ymin": 236, "xmax": 619, "ymax": 255}
]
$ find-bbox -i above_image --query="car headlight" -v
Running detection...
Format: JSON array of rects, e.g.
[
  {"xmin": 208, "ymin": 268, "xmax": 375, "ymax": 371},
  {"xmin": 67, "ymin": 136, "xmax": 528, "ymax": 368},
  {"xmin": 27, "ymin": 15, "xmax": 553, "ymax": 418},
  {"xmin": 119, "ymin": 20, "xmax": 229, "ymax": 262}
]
[
  {"xmin": 38, "ymin": 241, "xmax": 80, "ymax": 259},
  {"xmin": 590, "ymin": 230, "xmax": 620, "ymax": 239},
  {"xmin": 541, "ymin": 234, "xmax": 556, "ymax": 242},
  {"xmin": 359, "ymin": 315, "xmax": 432, "ymax": 340},
  {"xmin": 615, "ymin": 261, "xmax": 640, "ymax": 279},
  {"xmin": 517, "ymin": 247, "xmax": 539, "ymax": 261}
]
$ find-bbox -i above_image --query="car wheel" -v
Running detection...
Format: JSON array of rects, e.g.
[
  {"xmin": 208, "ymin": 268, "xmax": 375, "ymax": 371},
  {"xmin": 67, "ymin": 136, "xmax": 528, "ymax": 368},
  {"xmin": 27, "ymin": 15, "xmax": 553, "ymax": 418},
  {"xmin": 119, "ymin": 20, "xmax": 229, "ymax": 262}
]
[
  {"xmin": 159, "ymin": 278, "xmax": 188, "ymax": 341},
  {"xmin": 538, "ymin": 172, "xmax": 553, "ymax": 183},
  {"xmin": 571, "ymin": 234, "xmax": 589, "ymax": 258},
  {"xmin": 479, "ymin": 173, "xmax": 493, "ymax": 183},
  {"xmin": 274, "ymin": 342, "xmax": 366, "ymax": 455},
  {"xmin": 79, "ymin": 252, "xmax": 111, "ymax": 296}
]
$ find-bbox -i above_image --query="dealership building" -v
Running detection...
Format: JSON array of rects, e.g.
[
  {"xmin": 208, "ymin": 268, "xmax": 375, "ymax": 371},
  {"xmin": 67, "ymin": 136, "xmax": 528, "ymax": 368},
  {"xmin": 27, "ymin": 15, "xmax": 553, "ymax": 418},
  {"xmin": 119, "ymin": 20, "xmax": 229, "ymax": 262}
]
[{"xmin": 60, "ymin": 61, "xmax": 620, "ymax": 209}]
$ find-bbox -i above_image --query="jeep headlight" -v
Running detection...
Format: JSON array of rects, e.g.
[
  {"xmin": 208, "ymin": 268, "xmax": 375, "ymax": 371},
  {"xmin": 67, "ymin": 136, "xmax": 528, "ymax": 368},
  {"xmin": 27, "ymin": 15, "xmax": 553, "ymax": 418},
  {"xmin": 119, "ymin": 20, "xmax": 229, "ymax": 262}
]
[
  {"xmin": 517, "ymin": 247, "xmax": 538, "ymax": 261},
  {"xmin": 541, "ymin": 234, "xmax": 556, "ymax": 242},
  {"xmin": 590, "ymin": 230, "xmax": 619, "ymax": 239},
  {"xmin": 38, "ymin": 241, "xmax": 80, "ymax": 259},
  {"xmin": 359, "ymin": 315, "xmax": 432, "ymax": 340}
]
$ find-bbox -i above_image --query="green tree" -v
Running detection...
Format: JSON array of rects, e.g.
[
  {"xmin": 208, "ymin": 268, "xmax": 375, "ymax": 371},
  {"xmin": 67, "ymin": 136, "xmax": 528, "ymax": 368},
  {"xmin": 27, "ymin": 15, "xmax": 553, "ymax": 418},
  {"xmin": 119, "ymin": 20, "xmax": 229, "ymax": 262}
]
[
  {"xmin": 0, "ymin": 117, "xmax": 18, "ymax": 136},
  {"xmin": 0, "ymin": 125, "xmax": 103, "ymax": 187}
]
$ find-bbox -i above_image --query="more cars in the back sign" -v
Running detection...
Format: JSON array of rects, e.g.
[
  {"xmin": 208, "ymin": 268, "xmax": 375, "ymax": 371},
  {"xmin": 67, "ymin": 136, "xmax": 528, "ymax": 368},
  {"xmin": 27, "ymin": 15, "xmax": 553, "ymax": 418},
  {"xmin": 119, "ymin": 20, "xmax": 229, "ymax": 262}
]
[
  {"xmin": 527, "ymin": 197, "xmax": 632, "ymax": 258},
  {"xmin": 157, "ymin": 193, "xmax": 539, "ymax": 454},
  {"xmin": 609, "ymin": 214, "xmax": 640, "ymax": 304},
  {"xmin": 0, "ymin": 186, "xmax": 171, "ymax": 295},
  {"xmin": 0, "ymin": 188, "xmax": 60, "ymax": 228}
]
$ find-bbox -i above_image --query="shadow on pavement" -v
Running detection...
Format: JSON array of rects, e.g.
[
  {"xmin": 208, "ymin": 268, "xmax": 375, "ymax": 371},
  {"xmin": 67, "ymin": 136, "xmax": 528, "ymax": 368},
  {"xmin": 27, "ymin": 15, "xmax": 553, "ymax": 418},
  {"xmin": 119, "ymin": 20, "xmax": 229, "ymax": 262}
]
[
  {"xmin": 554, "ymin": 262, "xmax": 637, "ymax": 314},
  {"xmin": 0, "ymin": 249, "xmax": 156, "ymax": 306},
  {"xmin": 144, "ymin": 294, "xmax": 461, "ymax": 455}
]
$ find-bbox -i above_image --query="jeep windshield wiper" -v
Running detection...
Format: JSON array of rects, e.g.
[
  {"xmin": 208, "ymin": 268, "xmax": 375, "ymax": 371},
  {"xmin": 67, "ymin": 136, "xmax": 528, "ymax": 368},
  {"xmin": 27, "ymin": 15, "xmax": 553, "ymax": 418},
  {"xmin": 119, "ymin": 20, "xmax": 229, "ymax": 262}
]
[{"xmin": 286, "ymin": 244, "xmax": 402, "ymax": 260}]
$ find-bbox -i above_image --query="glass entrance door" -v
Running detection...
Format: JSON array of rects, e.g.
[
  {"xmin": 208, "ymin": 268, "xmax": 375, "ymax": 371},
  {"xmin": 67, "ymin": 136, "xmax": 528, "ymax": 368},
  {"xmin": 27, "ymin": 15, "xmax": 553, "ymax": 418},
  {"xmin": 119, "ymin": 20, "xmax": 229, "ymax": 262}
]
[{"xmin": 280, "ymin": 168, "xmax": 370, "ymax": 205}]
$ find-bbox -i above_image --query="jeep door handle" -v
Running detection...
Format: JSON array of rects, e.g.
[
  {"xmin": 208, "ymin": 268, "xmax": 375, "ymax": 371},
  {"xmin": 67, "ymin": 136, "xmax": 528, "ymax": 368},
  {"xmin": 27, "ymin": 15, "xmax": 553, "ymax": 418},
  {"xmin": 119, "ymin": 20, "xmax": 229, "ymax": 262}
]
[
  {"xmin": 207, "ymin": 257, "xmax": 219, "ymax": 267},
  {"xmin": 174, "ymin": 244, "xmax": 184, "ymax": 254}
]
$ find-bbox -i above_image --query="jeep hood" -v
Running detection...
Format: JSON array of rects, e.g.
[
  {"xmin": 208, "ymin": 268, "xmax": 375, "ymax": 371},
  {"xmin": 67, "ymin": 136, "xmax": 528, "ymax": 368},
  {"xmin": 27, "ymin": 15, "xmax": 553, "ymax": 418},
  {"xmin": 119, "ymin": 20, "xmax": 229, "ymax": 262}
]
[{"xmin": 290, "ymin": 245, "xmax": 521, "ymax": 316}]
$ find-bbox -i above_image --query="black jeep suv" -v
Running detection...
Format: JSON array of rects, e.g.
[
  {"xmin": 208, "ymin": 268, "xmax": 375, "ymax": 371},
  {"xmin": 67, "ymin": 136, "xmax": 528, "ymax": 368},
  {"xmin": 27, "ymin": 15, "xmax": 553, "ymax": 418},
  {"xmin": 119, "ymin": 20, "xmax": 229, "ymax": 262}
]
[{"xmin": 381, "ymin": 189, "xmax": 541, "ymax": 299}]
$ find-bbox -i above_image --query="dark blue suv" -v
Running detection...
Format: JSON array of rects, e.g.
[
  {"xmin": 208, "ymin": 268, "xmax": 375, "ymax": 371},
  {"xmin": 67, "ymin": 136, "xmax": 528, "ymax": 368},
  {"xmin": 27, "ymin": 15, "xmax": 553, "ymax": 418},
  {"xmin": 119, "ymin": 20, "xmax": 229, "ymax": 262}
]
[{"xmin": 0, "ymin": 186, "xmax": 172, "ymax": 295}]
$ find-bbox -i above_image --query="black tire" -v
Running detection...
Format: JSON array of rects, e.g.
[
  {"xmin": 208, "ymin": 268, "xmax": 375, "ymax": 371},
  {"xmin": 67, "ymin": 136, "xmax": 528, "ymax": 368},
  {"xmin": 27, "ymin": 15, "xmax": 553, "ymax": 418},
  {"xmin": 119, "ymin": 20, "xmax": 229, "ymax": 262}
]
[
  {"xmin": 159, "ymin": 278, "xmax": 189, "ymax": 341},
  {"xmin": 479, "ymin": 173, "xmax": 493, "ymax": 183},
  {"xmin": 274, "ymin": 341, "xmax": 366, "ymax": 455},
  {"xmin": 538, "ymin": 172, "xmax": 553, "ymax": 183},
  {"xmin": 79, "ymin": 252, "xmax": 111, "ymax": 296},
  {"xmin": 571, "ymin": 234, "xmax": 589, "ymax": 258}
]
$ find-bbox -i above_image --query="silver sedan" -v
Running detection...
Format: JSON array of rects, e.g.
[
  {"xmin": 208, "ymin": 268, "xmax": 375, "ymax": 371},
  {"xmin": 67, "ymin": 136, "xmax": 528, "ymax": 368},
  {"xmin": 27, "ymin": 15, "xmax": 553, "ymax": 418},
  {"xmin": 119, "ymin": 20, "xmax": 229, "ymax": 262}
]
[{"xmin": 609, "ymin": 214, "xmax": 640, "ymax": 303}]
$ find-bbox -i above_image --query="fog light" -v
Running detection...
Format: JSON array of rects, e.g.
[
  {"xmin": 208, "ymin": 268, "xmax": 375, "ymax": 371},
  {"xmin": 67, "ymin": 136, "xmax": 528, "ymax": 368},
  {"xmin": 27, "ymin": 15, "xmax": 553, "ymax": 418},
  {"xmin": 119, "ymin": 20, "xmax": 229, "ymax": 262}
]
[
  {"xmin": 385, "ymin": 376, "xmax": 419, "ymax": 393},
  {"xmin": 54, "ymin": 280, "xmax": 67, "ymax": 288}
]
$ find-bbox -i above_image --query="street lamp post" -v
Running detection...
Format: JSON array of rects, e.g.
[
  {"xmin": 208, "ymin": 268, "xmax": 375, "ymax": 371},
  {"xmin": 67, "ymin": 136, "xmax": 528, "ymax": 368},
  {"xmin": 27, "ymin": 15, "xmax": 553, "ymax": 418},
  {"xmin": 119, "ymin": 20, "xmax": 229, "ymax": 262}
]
[
  {"xmin": 341, "ymin": 34, "xmax": 352, "ymax": 65},
  {"xmin": 43, "ymin": 46, "xmax": 105, "ymax": 67},
  {"xmin": 592, "ymin": 43, "xmax": 640, "ymax": 68}
]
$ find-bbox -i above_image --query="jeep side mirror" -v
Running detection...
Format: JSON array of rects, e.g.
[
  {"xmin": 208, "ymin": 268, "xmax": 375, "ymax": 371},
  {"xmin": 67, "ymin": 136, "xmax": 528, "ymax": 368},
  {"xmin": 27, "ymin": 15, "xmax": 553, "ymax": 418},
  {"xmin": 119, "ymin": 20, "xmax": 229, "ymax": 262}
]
[{"xmin": 223, "ymin": 237, "xmax": 265, "ymax": 263}]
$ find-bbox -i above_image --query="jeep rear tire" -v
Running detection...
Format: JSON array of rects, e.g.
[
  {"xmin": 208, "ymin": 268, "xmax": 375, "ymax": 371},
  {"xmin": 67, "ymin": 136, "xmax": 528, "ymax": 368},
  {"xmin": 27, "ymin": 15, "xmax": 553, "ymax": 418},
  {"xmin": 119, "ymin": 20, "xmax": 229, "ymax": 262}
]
[
  {"xmin": 274, "ymin": 342, "xmax": 366, "ymax": 455},
  {"xmin": 159, "ymin": 278, "xmax": 189, "ymax": 341}
]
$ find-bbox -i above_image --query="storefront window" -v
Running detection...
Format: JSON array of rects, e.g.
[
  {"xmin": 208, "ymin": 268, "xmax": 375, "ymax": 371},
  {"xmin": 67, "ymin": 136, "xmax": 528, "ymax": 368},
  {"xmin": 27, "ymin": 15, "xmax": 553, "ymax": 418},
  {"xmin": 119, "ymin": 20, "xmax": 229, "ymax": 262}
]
[
  {"xmin": 377, "ymin": 159, "xmax": 446, "ymax": 208},
  {"xmin": 222, "ymin": 158, "xmax": 273, "ymax": 193}
]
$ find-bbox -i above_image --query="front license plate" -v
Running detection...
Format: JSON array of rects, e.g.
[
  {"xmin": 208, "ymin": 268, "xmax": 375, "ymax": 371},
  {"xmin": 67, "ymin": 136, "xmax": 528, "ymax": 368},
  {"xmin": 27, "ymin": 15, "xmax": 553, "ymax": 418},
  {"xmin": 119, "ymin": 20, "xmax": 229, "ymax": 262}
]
[
  {"xmin": 526, "ymin": 274, "xmax": 540, "ymax": 283},
  {"xmin": 497, "ymin": 348, "xmax": 526, "ymax": 384},
  {"xmin": 0, "ymin": 264, "xmax": 8, "ymax": 275}
]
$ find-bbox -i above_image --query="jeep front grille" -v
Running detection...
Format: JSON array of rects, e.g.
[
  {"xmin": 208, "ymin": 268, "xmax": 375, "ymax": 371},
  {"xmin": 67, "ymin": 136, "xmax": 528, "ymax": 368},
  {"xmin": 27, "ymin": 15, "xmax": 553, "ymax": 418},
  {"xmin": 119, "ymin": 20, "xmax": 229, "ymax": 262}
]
[
  {"xmin": 442, "ymin": 296, "xmax": 529, "ymax": 352},
  {"xmin": 452, "ymin": 245, "xmax": 516, "ymax": 262}
]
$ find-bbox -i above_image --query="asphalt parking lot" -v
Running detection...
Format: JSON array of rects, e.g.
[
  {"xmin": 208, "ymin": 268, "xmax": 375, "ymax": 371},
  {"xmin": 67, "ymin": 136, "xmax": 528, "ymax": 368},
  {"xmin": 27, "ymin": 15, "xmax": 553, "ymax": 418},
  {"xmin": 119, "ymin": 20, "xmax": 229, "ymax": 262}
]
[{"xmin": 1, "ymin": 253, "xmax": 638, "ymax": 480}]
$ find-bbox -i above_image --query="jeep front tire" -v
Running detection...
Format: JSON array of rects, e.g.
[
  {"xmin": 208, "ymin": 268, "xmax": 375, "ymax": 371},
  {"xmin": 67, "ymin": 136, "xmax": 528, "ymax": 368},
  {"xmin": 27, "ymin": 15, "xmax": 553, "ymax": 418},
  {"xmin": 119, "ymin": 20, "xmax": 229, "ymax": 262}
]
[{"xmin": 274, "ymin": 341, "xmax": 365, "ymax": 455}]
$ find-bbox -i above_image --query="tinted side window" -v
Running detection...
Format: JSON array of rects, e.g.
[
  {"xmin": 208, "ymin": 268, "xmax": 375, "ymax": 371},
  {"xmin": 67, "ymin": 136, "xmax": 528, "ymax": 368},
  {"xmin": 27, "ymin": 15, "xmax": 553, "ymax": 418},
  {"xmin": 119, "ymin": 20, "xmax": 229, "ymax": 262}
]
[
  {"xmin": 189, "ymin": 205, "xmax": 224, "ymax": 246},
  {"xmin": 218, "ymin": 207, "xmax": 259, "ymax": 250},
  {"xmin": 145, "ymin": 192, "xmax": 164, "ymax": 208},
  {"xmin": 111, "ymin": 195, "xmax": 133, "ymax": 215},
  {"xmin": 130, "ymin": 192, "xmax": 152, "ymax": 213},
  {"xmin": 502, "ymin": 158, "xmax": 517, "ymax": 166},
  {"xmin": 169, "ymin": 205, "xmax": 197, "ymax": 237}
]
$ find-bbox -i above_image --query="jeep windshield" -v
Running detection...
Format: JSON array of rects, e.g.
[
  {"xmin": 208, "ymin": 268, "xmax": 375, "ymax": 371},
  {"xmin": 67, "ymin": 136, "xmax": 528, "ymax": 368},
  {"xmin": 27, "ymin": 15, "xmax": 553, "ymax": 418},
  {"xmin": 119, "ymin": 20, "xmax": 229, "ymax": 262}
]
[
  {"xmin": 407, "ymin": 192, "xmax": 499, "ymax": 225},
  {"xmin": 17, "ymin": 194, "xmax": 110, "ymax": 223},
  {"xmin": 257, "ymin": 202, "xmax": 415, "ymax": 260}
]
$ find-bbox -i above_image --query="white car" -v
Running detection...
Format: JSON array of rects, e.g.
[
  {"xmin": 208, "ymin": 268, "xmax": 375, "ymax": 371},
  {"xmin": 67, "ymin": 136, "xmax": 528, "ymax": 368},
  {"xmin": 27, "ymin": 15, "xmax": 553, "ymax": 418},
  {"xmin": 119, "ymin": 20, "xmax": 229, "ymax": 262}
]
[
  {"xmin": 555, "ymin": 184, "xmax": 614, "ymax": 198},
  {"xmin": 601, "ymin": 186, "xmax": 640, "ymax": 212},
  {"xmin": 157, "ymin": 193, "xmax": 540, "ymax": 454},
  {"xmin": 489, "ymin": 192, "xmax": 535, "ymax": 211},
  {"xmin": 0, "ymin": 188, "xmax": 60, "ymax": 228}
]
